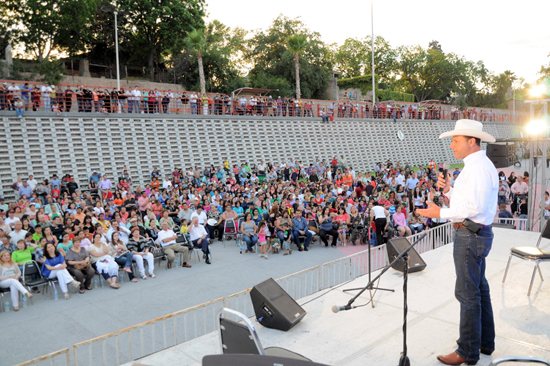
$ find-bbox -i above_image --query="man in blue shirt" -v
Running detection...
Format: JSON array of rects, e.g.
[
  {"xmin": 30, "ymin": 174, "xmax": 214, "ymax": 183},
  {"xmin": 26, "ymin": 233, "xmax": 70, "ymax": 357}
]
[
  {"xmin": 405, "ymin": 173, "xmax": 419, "ymax": 191},
  {"xmin": 89, "ymin": 170, "xmax": 101, "ymax": 185},
  {"xmin": 50, "ymin": 174, "xmax": 61, "ymax": 190},
  {"xmin": 291, "ymin": 210, "xmax": 312, "ymax": 251},
  {"xmin": 18, "ymin": 181, "xmax": 33, "ymax": 199},
  {"xmin": 21, "ymin": 83, "xmax": 31, "ymax": 110}
]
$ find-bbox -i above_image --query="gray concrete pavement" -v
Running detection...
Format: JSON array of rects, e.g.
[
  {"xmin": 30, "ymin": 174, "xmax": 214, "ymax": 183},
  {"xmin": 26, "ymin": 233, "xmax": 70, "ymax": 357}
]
[{"xmin": 2, "ymin": 239, "xmax": 364, "ymax": 366}]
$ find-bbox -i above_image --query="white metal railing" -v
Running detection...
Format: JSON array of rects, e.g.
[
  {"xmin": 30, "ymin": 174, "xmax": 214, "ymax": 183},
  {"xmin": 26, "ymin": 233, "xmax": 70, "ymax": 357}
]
[
  {"xmin": 321, "ymin": 244, "xmax": 388, "ymax": 289},
  {"xmin": 25, "ymin": 222, "xmax": 458, "ymax": 366},
  {"xmin": 276, "ymin": 265, "xmax": 322, "ymax": 300},
  {"xmin": 408, "ymin": 222, "xmax": 453, "ymax": 254},
  {"xmin": 492, "ymin": 218, "xmax": 529, "ymax": 231},
  {"xmin": 72, "ymin": 297, "xmax": 225, "ymax": 366},
  {"xmin": 15, "ymin": 348, "xmax": 70, "ymax": 366}
]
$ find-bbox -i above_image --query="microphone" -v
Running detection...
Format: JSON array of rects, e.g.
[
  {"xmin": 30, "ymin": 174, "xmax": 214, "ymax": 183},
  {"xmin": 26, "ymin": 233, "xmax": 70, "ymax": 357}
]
[
  {"xmin": 332, "ymin": 304, "xmax": 352, "ymax": 313},
  {"xmin": 440, "ymin": 162, "xmax": 450, "ymax": 193}
]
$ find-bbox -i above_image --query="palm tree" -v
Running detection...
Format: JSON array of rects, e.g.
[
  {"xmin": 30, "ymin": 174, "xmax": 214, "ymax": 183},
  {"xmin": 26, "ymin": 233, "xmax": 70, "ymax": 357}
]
[
  {"xmin": 286, "ymin": 35, "xmax": 308, "ymax": 99},
  {"xmin": 185, "ymin": 28, "xmax": 207, "ymax": 96}
]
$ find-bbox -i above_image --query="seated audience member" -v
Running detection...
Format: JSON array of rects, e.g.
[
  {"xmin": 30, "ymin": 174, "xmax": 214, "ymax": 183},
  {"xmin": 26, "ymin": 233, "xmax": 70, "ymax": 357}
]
[
  {"xmin": 157, "ymin": 221, "xmax": 191, "ymax": 269},
  {"xmin": 87, "ymin": 233, "xmax": 120, "ymax": 289},
  {"xmin": 66, "ymin": 237, "xmax": 95, "ymax": 294},
  {"xmin": 41, "ymin": 242, "xmax": 81, "ymax": 299},
  {"xmin": 0, "ymin": 250, "xmax": 33, "ymax": 310},
  {"xmin": 189, "ymin": 217, "xmax": 211, "ymax": 264},
  {"xmin": 127, "ymin": 227, "xmax": 156, "ymax": 279}
]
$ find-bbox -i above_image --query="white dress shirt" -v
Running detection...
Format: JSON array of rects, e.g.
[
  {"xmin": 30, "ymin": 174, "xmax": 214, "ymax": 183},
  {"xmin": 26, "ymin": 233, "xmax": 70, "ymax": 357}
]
[
  {"xmin": 158, "ymin": 229, "xmax": 177, "ymax": 247},
  {"xmin": 439, "ymin": 150, "xmax": 498, "ymax": 225},
  {"xmin": 191, "ymin": 211, "xmax": 207, "ymax": 225},
  {"xmin": 189, "ymin": 224, "xmax": 207, "ymax": 241}
]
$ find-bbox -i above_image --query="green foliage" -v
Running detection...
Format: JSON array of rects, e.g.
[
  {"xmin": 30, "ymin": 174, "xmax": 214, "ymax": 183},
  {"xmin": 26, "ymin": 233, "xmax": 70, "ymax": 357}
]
[
  {"xmin": 176, "ymin": 21, "xmax": 247, "ymax": 94},
  {"xmin": 286, "ymin": 34, "xmax": 308, "ymax": 55},
  {"xmin": 250, "ymin": 72, "xmax": 293, "ymax": 97},
  {"xmin": 376, "ymin": 90, "xmax": 414, "ymax": 103},
  {"xmin": 121, "ymin": 0, "xmax": 206, "ymax": 81},
  {"xmin": 337, "ymin": 75, "xmax": 414, "ymax": 102},
  {"xmin": 247, "ymin": 15, "xmax": 332, "ymax": 99},
  {"xmin": 38, "ymin": 58, "xmax": 65, "ymax": 85},
  {"xmin": 329, "ymin": 36, "xmax": 396, "ymax": 80}
]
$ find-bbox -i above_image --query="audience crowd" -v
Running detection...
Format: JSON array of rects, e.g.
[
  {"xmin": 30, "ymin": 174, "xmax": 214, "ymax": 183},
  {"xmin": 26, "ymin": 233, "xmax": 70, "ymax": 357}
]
[
  {"xmin": 3, "ymin": 154, "xmax": 526, "ymax": 311},
  {"xmin": 0, "ymin": 81, "xmax": 511, "ymax": 122}
]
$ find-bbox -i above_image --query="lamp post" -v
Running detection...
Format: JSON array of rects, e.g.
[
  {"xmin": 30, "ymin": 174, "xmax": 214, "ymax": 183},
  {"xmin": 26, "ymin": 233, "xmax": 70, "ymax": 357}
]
[{"xmin": 101, "ymin": 7, "xmax": 130, "ymax": 90}]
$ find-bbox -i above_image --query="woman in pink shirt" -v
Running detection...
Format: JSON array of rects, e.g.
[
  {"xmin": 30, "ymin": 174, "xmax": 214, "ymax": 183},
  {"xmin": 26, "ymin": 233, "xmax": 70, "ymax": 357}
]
[
  {"xmin": 392, "ymin": 203, "xmax": 412, "ymax": 237},
  {"xmin": 137, "ymin": 192, "xmax": 152, "ymax": 216}
]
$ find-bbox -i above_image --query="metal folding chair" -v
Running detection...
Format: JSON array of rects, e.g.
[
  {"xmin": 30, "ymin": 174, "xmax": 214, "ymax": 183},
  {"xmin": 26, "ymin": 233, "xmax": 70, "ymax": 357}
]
[{"xmin": 502, "ymin": 218, "xmax": 550, "ymax": 295}]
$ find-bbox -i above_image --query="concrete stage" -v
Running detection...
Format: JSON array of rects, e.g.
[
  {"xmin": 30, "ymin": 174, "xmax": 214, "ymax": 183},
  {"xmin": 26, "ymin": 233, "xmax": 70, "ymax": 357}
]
[{"xmin": 125, "ymin": 227, "xmax": 550, "ymax": 366}]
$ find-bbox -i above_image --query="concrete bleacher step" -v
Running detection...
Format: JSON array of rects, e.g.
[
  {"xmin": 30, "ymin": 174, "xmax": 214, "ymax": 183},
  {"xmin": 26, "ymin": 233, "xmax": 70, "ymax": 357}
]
[{"xmin": 0, "ymin": 116, "xmax": 520, "ymax": 200}]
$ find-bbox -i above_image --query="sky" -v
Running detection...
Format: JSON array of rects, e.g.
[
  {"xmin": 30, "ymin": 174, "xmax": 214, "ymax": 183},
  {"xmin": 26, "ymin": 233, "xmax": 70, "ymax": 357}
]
[{"xmin": 205, "ymin": 0, "xmax": 550, "ymax": 84}]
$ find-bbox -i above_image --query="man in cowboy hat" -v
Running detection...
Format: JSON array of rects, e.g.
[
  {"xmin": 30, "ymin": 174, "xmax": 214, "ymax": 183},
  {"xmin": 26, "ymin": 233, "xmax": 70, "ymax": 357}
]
[{"xmin": 418, "ymin": 119, "xmax": 498, "ymax": 365}]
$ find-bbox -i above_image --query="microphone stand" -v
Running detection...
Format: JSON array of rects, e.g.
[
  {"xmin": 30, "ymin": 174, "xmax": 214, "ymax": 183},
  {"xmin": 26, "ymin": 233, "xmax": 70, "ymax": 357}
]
[
  {"xmin": 343, "ymin": 219, "xmax": 394, "ymax": 308},
  {"xmin": 340, "ymin": 233, "xmax": 426, "ymax": 366}
]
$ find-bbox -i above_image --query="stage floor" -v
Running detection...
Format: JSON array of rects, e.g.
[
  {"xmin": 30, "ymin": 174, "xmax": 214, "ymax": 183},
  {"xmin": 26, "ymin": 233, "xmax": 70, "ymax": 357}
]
[{"xmin": 126, "ymin": 228, "xmax": 550, "ymax": 366}]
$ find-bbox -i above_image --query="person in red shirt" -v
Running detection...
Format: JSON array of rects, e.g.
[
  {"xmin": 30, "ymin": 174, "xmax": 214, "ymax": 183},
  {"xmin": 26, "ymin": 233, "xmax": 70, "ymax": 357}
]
[{"xmin": 51, "ymin": 185, "xmax": 60, "ymax": 199}]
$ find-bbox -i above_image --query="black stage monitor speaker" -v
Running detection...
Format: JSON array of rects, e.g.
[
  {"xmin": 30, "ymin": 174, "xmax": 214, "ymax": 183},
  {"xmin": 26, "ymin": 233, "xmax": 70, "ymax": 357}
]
[
  {"xmin": 486, "ymin": 144, "xmax": 508, "ymax": 157},
  {"xmin": 387, "ymin": 238, "xmax": 427, "ymax": 273},
  {"xmin": 203, "ymin": 354, "xmax": 330, "ymax": 366},
  {"xmin": 488, "ymin": 156, "xmax": 510, "ymax": 168},
  {"xmin": 250, "ymin": 278, "xmax": 306, "ymax": 331}
]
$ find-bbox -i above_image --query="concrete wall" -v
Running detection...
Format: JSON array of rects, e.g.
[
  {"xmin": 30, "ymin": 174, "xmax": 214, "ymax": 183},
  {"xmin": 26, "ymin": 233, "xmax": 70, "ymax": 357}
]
[{"xmin": 0, "ymin": 114, "xmax": 521, "ymax": 200}]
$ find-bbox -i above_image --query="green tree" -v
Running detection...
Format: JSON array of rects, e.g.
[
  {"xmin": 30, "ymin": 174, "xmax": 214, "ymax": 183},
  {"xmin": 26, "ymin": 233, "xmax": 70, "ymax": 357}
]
[
  {"xmin": 1, "ymin": 0, "xmax": 98, "ymax": 61},
  {"xmin": 121, "ymin": 0, "xmax": 205, "ymax": 82},
  {"xmin": 184, "ymin": 28, "xmax": 207, "ymax": 95},
  {"xmin": 329, "ymin": 36, "xmax": 396, "ymax": 81},
  {"xmin": 247, "ymin": 15, "xmax": 332, "ymax": 99},
  {"xmin": 175, "ymin": 21, "xmax": 247, "ymax": 94},
  {"xmin": 286, "ymin": 34, "xmax": 308, "ymax": 99}
]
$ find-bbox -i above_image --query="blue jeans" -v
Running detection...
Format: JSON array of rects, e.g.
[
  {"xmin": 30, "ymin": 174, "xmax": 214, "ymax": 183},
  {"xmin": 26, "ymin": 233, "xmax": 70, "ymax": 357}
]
[
  {"xmin": 453, "ymin": 227, "xmax": 495, "ymax": 361},
  {"xmin": 519, "ymin": 214, "xmax": 527, "ymax": 230},
  {"xmin": 192, "ymin": 237, "xmax": 210, "ymax": 255},
  {"xmin": 16, "ymin": 108, "xmax": 23, "ymax": 118},
  {"xmin": 115, "ymin": 253, "xmax": 135, "ymax": 280},
  {"xmin": 191, "ymin": 103, "xmax": 197, "ymax": 114},
  {"xmin": 242, "ymin": 234, "xmax": 258, "ymax": 251},
  {"xmin": 293, "ymin": 229, "xmax": 312, "ymax": 248}
]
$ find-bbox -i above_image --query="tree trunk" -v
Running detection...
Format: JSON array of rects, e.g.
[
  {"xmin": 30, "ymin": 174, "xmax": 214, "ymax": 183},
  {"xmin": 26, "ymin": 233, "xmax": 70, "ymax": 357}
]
[
  {"xmin": 149, "ymin": 49, "xmax": 155, "ymax": 82},
  {"xmin": 198, "ymin": 50, "xmax": 206, "ymax": 95},
  {"xmin": 295, "ymin": 53, "xmax": 301, "ymax": 99}
]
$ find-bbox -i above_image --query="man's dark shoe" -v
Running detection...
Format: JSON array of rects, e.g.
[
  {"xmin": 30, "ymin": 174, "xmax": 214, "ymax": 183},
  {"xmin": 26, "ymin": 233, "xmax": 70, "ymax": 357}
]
[
  {"xmin": 206, "ymin": 259, "xmax": 211, "ymax": 264},
  {"xmin": 480, "ymin": 349, "xmax": 494, "ymax": 356},
  {"xmin": 304, "ymin": 247, "xmax": 309, "ymax": 251},
  {"xmin": 437, "ymin": 352, "xmax": 477, "ymax": 365}
]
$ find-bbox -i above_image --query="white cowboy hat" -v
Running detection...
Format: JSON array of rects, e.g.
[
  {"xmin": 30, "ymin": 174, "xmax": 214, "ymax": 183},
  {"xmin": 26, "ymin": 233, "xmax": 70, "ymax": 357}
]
[{"xmin": 439, "ymin": 119, "xmax": 495, "ymax": 143}]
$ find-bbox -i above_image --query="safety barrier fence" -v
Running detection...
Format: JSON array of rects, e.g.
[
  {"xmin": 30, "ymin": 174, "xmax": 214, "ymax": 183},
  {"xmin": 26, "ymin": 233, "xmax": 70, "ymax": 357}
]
[
  {"xmin": 0, "ymin": 80, "xmax": 527, "ymax": 123},
  {"xmin": 493, "ymin": 217, "xmax": 530, "ymax": 231},
  {"xmin": 71, "ymin": 297, "xmax": 225, "ymax": 366},
  {"xmin": 17, "ymin": 221, "xmax": 462, "ymax": 366},
  {"xmin": 408, "ymin": 222, "xmax": 453, "ymax": 255},
  {"xmin": 15, "ymin": 348, "xmax": 71, "ymax": 366}
]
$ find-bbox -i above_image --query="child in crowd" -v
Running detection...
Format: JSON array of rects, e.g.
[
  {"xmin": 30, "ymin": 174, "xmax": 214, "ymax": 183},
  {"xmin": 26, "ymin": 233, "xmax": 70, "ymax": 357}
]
[
  {"xmin": 180, "ymin": 219, "xmax": 191, "ymax": 241},
  {"xmin": 257, "ymin": 221, "xmax": 269, "ymax": 259},
  {"xmin": 497, "ymin": 202, "xmax": 513, "ymax": 224},
  {"xmin": 281, "ymin": 222, "xmax": 292, "ymax": 255},
  {"xmin": 52, "ymin": 102, "xmax": 61, "ymax": 115}
]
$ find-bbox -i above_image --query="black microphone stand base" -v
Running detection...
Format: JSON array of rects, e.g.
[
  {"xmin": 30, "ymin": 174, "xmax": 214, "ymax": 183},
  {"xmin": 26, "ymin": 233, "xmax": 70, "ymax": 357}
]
[
  {"xmin": 343, "ymin": 236, "xmax": 394, "ymax": 308},
  {"xmin": 399, "ymin": 353, "xmax": 410, "ymax": 366}
]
